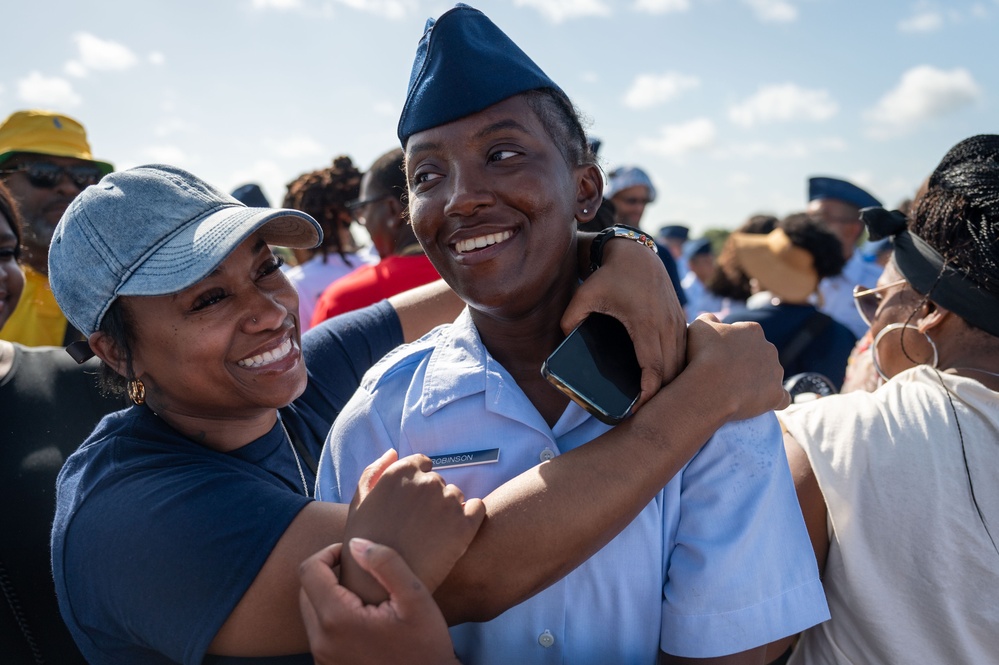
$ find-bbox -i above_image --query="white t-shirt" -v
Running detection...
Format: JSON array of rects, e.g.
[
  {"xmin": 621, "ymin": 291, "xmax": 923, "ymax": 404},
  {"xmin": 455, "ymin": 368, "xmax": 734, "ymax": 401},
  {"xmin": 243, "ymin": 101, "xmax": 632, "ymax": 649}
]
[{"xmin": 779, "ymin": 366, "xmax": 999, "ymax": 665}]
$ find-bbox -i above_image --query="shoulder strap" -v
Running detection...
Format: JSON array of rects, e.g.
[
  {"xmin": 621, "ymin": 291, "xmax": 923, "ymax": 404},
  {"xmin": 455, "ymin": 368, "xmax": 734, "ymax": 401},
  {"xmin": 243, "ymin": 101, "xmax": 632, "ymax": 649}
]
[{"xmin": 779, "ymin": 310, "xmax": 833, "ymax": 369}]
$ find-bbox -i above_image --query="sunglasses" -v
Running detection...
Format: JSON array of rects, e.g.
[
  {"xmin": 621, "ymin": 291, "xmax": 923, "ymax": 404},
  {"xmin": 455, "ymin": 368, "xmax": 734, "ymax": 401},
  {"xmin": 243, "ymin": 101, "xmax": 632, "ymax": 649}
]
[
  {"xmin": 0, "ymin": 162, "xmax": 103, "ymax": 190},
  {"xmin": 852, "ymin": 279, "xmax": 907, "ymax": 326}
]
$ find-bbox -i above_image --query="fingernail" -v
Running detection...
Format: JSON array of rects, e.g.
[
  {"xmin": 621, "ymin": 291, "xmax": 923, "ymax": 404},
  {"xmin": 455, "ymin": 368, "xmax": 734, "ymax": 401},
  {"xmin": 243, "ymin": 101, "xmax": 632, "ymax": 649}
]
[{"xmin": 349, "ymin": 537, "xmax": 374, "ymax": 558}]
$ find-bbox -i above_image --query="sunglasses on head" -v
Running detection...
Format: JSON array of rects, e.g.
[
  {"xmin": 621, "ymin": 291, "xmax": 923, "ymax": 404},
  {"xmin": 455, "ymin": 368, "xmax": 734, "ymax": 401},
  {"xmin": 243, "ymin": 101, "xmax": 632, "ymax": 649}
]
[
  {"xmin": 852, "ymin": 279, "xmax": 907, "ymax": 326},
  {"xmin": 0, "ymin": 161, "xmax": 103, "ymax": 190}
]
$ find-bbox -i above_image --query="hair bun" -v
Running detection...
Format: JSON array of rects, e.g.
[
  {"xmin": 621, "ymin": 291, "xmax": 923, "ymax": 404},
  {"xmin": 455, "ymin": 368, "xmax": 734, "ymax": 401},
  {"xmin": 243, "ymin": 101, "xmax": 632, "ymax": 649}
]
[{"xmin": 860, "ymin": 206, "xmax": 907, "ymax": 241}]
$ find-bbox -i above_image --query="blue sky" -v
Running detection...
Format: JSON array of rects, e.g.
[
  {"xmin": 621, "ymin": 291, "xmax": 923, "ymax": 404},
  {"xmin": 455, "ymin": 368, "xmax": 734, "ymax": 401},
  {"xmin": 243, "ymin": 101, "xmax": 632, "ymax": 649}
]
[{"xmin": 3, "ymin": 0, "xmax": 996, "ymax": 235}]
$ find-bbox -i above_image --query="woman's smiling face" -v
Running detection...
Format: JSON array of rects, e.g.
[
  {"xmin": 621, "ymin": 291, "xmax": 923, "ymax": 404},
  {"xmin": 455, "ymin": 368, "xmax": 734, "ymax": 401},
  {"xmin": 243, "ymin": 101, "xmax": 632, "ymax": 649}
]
[
  {"xmin": 120, "ymin": 233, "xmax": 307, "ymax": 423},
  {"xmin": 404, "ymin": 94, "xmax": 594, "ymax": 319}
]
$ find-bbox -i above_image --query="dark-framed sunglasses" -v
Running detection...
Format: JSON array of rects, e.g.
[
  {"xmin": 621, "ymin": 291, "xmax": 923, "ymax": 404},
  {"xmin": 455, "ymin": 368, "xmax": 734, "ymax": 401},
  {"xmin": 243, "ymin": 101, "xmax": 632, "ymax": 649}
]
[
  {"xmin": 852, "ymin": 279, "xmax": 907, "ymax": 326},
  {"xmin": 0, "ymin": 161, "xmax": 104, "ymax": 190}
]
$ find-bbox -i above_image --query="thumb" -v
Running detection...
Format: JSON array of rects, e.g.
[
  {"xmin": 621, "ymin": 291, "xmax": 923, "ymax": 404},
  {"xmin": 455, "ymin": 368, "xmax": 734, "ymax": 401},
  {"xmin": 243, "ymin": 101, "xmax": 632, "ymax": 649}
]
[{"xmin": 348, "ymin": 538, "xmax": 439, "ymax": 616}]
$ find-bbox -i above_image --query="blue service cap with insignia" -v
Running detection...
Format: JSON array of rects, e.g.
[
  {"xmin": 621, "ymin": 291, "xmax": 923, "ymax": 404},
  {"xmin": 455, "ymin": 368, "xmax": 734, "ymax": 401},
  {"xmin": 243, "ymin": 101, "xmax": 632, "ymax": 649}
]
[
  {"xmin": 808, "ymin": 176, "xmax": 882, "ymax": 209},
  {"xmin": 397, "ymin": 3, "xmax": 563, "ymax": 146}
]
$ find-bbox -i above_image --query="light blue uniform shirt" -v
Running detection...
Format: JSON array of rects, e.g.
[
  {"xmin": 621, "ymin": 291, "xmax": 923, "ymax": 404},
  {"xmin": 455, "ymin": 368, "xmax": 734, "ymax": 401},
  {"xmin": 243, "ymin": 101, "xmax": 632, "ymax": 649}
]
[{"xmin": 317, "ymin": 310, "xmax": 828, "ymax": 664}]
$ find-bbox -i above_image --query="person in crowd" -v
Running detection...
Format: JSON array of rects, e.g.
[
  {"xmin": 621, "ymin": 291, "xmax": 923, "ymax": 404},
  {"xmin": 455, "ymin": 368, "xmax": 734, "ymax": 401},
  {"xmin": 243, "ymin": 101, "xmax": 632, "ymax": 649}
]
[
  {"xmin": 231, "ymin": 183, "xmax": 272, "ymax": 208},
  {"xmin": 47, "ymin": 162, "xmax": 787, "ymax": 663},
  {"xmin": 282, "ymin": 157, "xmax": 375, "ymax": 331},
  {"xmin": 806, "ymin": 176, "xmax": 884, "ymax": 339},
  {"xmin": 704, "ymin": 213, "xmax": 778, "ymax": 320},
  {"xmin": 0, "ymin": 180, "xmax": 125, "ymax": 665},
  {"xmin": 782, "ymin": 134, "xmax": 999, "ymax": 664},
  {"xmin": 680, "ymin": 236, "xmax": 723, "ymax": 321},
  {"xmin": 604, "ymin": 164, "xmax": 655, "ymax": 227},
  {"xmin": 318, "ymin": 6, "xmax": 826, "ymax": 664},
  {"xmin": 657, "ymin": 223, "xmax": 690, "ymax": 275},
  {"xmin": 311, "ymin": 148, "xmax": 441, "ymax": 325},
  {"xmin": 0, "ymin": 110, "xmax": 113, "ymax": 346},
  {"xmin": 722, "ymin": 213, "xmax": 856, "ymax": 390}
]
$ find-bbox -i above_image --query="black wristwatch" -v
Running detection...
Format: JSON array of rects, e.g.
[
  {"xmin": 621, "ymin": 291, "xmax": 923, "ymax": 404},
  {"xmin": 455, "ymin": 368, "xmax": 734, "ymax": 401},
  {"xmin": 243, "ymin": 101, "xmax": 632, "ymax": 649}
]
[{"xmin": 589, "ymin": 225, "xmax": 658, "ymax": 273}]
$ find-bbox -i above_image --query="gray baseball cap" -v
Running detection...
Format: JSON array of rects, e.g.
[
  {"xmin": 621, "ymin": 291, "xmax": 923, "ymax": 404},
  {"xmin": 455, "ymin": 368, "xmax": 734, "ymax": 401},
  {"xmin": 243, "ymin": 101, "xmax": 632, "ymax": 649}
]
[{"xmin": 49, "ymin": 164, "xmax": 322, "ymax": 338}]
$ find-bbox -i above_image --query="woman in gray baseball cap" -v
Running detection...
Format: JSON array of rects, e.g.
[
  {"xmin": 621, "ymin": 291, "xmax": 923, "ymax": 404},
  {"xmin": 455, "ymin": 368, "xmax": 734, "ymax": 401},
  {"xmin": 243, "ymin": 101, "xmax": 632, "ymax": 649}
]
[{"xmin": 46, "ymin": 157, "xmax": 784, "ymax": 663}]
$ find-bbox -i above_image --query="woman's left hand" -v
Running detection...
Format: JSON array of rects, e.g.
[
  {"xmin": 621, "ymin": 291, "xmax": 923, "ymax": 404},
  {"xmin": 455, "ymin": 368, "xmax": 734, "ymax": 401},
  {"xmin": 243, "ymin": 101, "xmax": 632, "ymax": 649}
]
[
  {"xmin": 565, "ymin": 234, "xmax": 686, "ymax": 409},
  {"xmin": 299, "ymin": 540, "xmax": 462, "ymax": 665}
]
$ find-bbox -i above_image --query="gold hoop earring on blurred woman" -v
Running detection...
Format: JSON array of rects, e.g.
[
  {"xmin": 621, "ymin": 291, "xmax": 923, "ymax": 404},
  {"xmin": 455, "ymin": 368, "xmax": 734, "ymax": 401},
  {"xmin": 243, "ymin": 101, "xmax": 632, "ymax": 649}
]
[{"xmin": 872, "ymin": 322, "xmax": 939, "ymax": 382}]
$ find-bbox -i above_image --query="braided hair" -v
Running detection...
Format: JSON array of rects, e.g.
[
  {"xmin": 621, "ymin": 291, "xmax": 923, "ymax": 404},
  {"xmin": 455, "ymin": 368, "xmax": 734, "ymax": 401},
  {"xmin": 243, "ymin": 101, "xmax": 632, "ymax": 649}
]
[
  {"xmin": 910, "ymin": 134, "xmax": 999, "ymax": 299},
  {"xmin": 283, "ymin": 156, "xmax": 361, "ymax": 264}
]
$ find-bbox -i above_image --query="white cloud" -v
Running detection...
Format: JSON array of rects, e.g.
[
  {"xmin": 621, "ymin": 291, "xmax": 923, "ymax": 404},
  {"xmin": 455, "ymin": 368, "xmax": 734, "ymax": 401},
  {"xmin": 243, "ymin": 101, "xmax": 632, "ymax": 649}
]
[
  {"xmin": 64, "ymin": 61, "xmax": 88, "ymax": 78},
  {"xmin": 970, "ymin": 4, "xmax": 989, "ymax": 18},
  {"xmin": 513, "ymin": 0, "xmax": 612, "ymax": 23},
  {"xmin": 897, "ymin": 10, "xmax": 943, "ymax": 32},
  {"xmin": 143, "ymin": 145, "xmax": 188, "ymax": 164},
  {"xmin": 331, "ymin": 0, "xmax": 419, "ymax": 20},
  {"xmin": 70, "ymin": 33, "xmax": 138, "ymax": 72},
  {"xmin": 865, "ymin": 65, "xmax": 981, "ymax": 139},
  {"xmin": 153, "ymin": 118, "xmax": 193, "ymax": 138},
  {"xmin": 252, "ymin": 0, "xmax": 303, "ymax": 9},
  {"xmin": 580, "ymin": 71, "xmax": 600, "ymax": 84},
  {"xmin": 623, "ymin": 72, "xmax": 700, "ymax": 110},
  {"xmin": 638, "ymin": 118, "xmax": 716, "ymax": 157},
  {"xmin": 743, "ymin": 0, "xmax": 798, "ymax": 22},
  {"xmin": 263, "ymin": 135, "xmax": 325, "ymax": 159},
  {"xmin": 715, "ymin": 136, "xmax": 847, "ymax": 159},
  {"xmin": 728, "ymin": 83, "xmax": 838, "ymax": 127},
  {"xmin": 17, "ymin": 72, "xmax": 82, "ymax": 108},
  {"xmin": 149, "ymin": 52, "xmax": 166, "ymax": 66},
  {"xmin": 634, "ymin": 0, "xmax": 690, "ymax": 14}
]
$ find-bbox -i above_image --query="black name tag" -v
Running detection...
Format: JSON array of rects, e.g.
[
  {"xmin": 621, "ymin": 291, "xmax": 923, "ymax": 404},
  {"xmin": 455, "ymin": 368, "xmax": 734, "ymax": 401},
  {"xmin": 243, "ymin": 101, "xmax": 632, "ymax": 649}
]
[{"xmin": 430, "ymin": 448, "xmax": 501, "ymax": 469}]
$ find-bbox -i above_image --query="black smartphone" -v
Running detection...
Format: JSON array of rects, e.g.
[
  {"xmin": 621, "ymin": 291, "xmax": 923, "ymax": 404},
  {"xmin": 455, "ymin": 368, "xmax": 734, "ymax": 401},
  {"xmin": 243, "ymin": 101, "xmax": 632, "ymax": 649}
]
[{"xmin": 541, "ymin": 313, "xmax": 642, "ymax": 425}]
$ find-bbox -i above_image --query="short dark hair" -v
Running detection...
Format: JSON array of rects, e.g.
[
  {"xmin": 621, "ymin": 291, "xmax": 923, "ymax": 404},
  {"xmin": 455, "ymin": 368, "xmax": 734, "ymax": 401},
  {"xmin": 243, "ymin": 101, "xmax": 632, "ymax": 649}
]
[
  {"xmin": 96, "ymin": 299, "xmax": 137, "ymax": 397},
  {"xmin": 0, "ymin": 180, "xmax": 22, "ymax": 260},
  {"xmin": 522, "ymin": 88, "xmax": 596, "ymax": 169},
  {"xmin": 366, "ymin": 148, "xmax": 407, "ymax": 204},
  {"xmin": 780, "ymin": 212, "xmax": 846, "ymax": 279}
]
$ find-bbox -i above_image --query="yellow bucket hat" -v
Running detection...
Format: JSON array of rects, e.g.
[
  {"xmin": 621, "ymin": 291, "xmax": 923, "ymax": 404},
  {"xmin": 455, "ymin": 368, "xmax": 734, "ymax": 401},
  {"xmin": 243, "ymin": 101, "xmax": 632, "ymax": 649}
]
[
  {"xmin": 0, "ymin": 110, "xmax": 113, "ymax": 175},
  {"xmin": 729, "ymin": 228, "xmax": 819, "ymax": 304}
]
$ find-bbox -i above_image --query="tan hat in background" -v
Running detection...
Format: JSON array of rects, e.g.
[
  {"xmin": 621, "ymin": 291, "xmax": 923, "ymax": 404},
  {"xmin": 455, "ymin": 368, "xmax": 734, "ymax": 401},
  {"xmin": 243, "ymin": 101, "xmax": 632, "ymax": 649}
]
[
  {"xmin": 0, "ymin": 110, "xmax": 113, "ymax": 175},
  {"xmin": 729, "ymin": 228, "xmax": 818, "ymax": 304}
]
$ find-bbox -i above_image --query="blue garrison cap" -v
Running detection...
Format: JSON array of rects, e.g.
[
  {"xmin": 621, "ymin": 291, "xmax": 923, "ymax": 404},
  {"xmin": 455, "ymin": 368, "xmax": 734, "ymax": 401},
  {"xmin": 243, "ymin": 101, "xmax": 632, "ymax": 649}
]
[
  {"xmin": 398, "ymin": 3, "xmax": 563, "ymax": 145},
  {"xmin": 605, "ymin": 166, "xmax": 657, "ymax": 202},
  {"xmin": 808, "ymin": 176, "xmax": 881, "ymax": 209},
  {"xmin": 683, "ymin": 237, "xmax": 712, "ymax": 260},
  {"xmin": 658, "ymin": 224, "xmax": 689, "ymax": 241},
  {"xmin": 230, "ymin": 183, "xmax": 271, "ymax": 208}
]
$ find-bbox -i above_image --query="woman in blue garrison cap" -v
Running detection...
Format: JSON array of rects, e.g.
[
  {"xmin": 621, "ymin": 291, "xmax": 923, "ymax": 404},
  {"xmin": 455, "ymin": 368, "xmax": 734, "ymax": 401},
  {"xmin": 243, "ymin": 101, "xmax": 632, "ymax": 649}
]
[{"xmin": 317, "ymin": 5, "xmax": 826, "ymax": 664}]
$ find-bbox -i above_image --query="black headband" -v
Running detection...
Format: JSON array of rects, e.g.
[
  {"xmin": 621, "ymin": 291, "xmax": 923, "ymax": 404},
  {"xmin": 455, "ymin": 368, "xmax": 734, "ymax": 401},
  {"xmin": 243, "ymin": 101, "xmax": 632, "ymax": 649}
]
[{"xmin": 861, "ymin": 207, "xmax": 999, "ymax": 338}]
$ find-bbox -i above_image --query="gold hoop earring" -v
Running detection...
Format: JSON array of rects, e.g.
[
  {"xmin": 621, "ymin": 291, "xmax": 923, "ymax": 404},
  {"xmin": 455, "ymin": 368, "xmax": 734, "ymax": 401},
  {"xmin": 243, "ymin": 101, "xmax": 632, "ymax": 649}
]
[
  {"xmin": 871, "ymin": 322, "xmax": 939, "ymax": 382},
  {"xmin": 127, "ymin": 379, "xmax": 146, "ymax": 405}
]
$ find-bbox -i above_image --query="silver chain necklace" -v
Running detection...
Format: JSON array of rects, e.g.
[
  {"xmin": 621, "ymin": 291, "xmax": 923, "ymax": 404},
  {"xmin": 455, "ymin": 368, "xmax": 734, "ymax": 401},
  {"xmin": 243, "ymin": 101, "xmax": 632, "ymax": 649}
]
[{"xmin": 279, "ymin": 418, "xmax": 311, "ymax": 497}]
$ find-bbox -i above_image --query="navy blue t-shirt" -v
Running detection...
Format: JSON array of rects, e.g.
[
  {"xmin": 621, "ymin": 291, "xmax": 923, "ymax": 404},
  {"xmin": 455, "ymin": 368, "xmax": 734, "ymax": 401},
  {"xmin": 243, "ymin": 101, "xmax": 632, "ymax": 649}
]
[
  {"xmin": 724, "ymin": 302, "xmax": 856, "ymax": 390},
  {"xmin": 51, "ymin": 302, "xmax": 403, "ymax": 665}
]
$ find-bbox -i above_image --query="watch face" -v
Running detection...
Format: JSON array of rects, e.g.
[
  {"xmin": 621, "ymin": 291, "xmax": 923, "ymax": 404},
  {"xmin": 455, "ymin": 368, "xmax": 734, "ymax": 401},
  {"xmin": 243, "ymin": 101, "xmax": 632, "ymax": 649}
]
[{"xmin": 784, "ymin": 372, "xmax": 837, "ymax": 401}]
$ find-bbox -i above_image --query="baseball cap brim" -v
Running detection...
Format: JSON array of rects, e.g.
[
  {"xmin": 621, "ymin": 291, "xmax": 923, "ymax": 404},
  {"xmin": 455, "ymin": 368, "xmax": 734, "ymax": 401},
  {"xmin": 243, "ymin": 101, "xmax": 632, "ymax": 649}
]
[
  {"xmin": 115, "ymin": 204, "xmax": 320, "ymax": 300},
  {"xmin": 0, "ymin": 149, "xmax": 114, "ymax": 176}
]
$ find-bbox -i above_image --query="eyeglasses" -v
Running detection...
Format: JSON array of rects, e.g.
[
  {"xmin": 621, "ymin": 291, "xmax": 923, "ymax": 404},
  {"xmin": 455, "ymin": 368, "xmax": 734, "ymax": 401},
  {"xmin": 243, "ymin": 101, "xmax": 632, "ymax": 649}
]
[
  {"xmin": 346, "ymin": 194, "xmax": 391, "ymax": 223},
  {"xmin": 0, "ymin": 162, "xmax": 104, "ymax": 190},
  {"xmin": 852, "ymin": 279, "xmax": 907, "ymax": 326}
]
